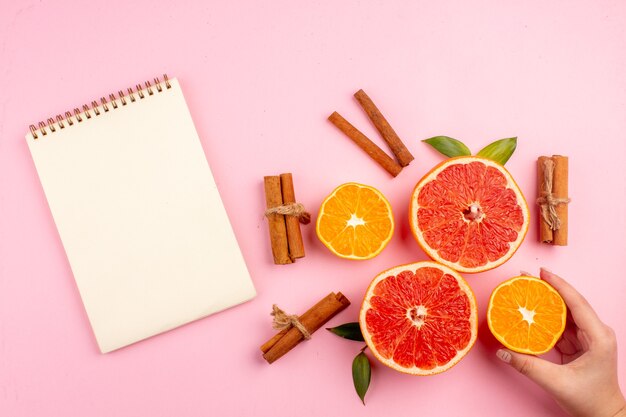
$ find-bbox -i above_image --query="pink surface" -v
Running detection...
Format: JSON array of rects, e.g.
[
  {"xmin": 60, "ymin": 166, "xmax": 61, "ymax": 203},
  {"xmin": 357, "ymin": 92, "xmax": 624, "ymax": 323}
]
[{"xmin": 1, "ymin": 1, "xmax": 625, "ymax": 416}]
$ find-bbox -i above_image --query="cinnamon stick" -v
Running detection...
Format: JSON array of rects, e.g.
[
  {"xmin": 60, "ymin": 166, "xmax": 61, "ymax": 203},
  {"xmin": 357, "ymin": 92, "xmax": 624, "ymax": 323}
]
[
  {"xmin": 552, "ymin": 155, "xmax": 569, "ymax": 246},
  {"xmin": 328, "ymin": 111, "xmax": 402, "ymax": 177},
  {"xmin": 537, "ymin": 156, "xmax": 553, "ymax": 243},
  {"xmin": 264, "ymin": 176, "xmax": 292, "ymax": 264},
  {"xmin": 261, "ymin": 292, "xmax": 351, "ymax": 364},
  {"xmin": 354, "ymin": 89, "xmax": 414, "ymax": 167},
  {"xmin": 280, "ymin": 173, "xmax": 305, "ymax": 259}
]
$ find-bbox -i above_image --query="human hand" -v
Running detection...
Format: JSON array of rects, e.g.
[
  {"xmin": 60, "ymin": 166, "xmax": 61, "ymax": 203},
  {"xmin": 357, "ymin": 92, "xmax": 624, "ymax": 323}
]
[{"xmin": 495, "ymin": 268, "xmax": 625, "ymax": 417}]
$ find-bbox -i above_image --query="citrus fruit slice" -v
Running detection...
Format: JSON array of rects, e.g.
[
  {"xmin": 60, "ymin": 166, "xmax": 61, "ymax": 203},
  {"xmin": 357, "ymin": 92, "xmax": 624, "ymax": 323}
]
[
  {"xmin": 487, "ymin": 276, "xmax": 566, "ymax": 355},
  {"xmin": 409, "ymin": 156, "xmax": 529, "ymax": 273},
  {"xmin": 359, "ymin": 261, "xmax": 478, "ymax": 375},
  {"xmin": 316, "ymin": 183, "xmax": 394, "ymax": 260}
]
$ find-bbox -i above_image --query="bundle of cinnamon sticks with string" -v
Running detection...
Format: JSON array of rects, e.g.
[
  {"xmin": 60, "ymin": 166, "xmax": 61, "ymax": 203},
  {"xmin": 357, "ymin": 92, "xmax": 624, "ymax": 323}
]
[
  {"xmin": 537, "ymin": 155, "xmax": 570, "ymax": 245},
  {"xmin": 260, "ymin": 292, "xmax": 350, "ymax": 363},
  {"xmin": 264, "ymin": 173, "xmax": 310, "ymax": 264}
]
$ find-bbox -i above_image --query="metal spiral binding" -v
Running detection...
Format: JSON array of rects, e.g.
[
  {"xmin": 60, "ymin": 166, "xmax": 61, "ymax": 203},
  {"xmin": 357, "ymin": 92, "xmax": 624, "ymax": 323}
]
[{"xmin": 29, "ymin": 74, "xmax": 171, "ymax": 139}]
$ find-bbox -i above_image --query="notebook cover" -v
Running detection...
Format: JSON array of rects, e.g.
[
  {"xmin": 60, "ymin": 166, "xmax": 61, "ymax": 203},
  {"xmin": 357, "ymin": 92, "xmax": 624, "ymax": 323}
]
[{"xmin": 26, "ymin": 78, "xmax": 256, "ymax": 353}]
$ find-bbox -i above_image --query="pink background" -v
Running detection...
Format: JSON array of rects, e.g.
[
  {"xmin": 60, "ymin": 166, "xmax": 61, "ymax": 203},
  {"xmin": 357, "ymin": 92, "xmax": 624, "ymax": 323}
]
[{"xmin": 1, "ymin": 1, "xmax": 625, "ymax": 416}]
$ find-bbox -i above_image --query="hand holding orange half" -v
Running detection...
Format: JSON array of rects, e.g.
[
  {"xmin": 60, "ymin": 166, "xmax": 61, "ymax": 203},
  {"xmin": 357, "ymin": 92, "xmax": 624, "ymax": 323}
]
[{"xmin": 494, "ymin": 269, "xmax": 625, "ymax": 417}]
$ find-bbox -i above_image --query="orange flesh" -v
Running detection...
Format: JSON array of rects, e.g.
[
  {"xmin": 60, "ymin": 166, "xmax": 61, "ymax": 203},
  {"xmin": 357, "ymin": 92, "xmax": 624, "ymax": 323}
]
[
  {"xmin": 416, "ymin": 161, "xmax": 525, "ymax": 269},
  {"xmin": 489, "ymin": 278, "xmax": 566, "ymax": 353},
  {"xmin": 317, "ymin": 184, "xmax": 393, "ymax": 258},
  {"xmin": 365, "ymin": 267, "xmax": 473, "ymax": 370}
]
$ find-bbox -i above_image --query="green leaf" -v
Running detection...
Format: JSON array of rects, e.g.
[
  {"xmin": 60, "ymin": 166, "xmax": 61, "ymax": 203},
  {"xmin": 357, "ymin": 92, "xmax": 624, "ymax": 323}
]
[
  {"xmin": 326, "ymin": 322, "xmax": 365, "ymax": 341},
  {"xmin": 476, "ymin": 137, "xmax": 517, "ymax": 165},
  {"xmin": 352, "ymin": 351, "xmax": 371, "ymax": 405},
  {"xmin": 422, "ymin": 136, "xmax": 471, "ymax": 157}
]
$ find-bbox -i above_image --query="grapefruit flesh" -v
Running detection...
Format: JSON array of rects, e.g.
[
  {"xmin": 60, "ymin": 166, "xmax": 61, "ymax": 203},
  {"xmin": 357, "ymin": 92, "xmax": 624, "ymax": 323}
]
[
  {"xmin": 409, "ymin": 156, "xmax": 529, "ymax": 273},
  {"xmin": 359, "ymin": 261, "xmax": 478, "ymax": 375}
]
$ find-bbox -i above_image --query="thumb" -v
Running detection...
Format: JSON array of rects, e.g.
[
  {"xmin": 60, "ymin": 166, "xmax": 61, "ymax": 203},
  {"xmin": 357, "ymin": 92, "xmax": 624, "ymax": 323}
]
[{"xmin": 496, "ymin": 349, "xmax": 561, "ymax": 390}]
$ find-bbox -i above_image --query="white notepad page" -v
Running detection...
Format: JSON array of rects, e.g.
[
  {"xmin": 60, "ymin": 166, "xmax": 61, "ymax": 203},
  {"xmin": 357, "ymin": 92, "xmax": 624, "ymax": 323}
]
[{"xmin": 26, "ymin": 78, "xmax": 256, "ymax": 353}]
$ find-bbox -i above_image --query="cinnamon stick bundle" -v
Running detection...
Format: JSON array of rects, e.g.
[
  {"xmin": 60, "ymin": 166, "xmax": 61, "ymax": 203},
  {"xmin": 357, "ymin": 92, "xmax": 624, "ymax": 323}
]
[
  {"xmin": 537, "ymin": 155, "xmax": 569, "ymax": 245},
  {"xmin": 264, "ymin": 176, "xmax": 292, "ymax": 264},
  {"xmin": 354, "ymin": 89, "xmax": 414, "ymax": 167},
  {"xmin": 261, "ymin": 292, "xmax": 350, "ymax": 364},
  {"xmin": 264, "ymin": 173, "xmax": 308, "ymax": 264},
  {"xmin": 328, "ymin": 111, "xmax": 402, "ymax": 177}
]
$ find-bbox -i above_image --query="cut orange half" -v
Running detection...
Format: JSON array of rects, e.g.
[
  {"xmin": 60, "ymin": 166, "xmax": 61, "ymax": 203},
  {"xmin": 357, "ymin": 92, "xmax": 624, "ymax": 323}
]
[
  {"xmin": 316, "ymin": 183, "xmax": 394, "ymax": 260},
  {"xmin": 360, "ymin": 261, "xmax": 478, "ymax": 375},
  {"xmin": 409, "ymin": 156, "xmax": 530, "ymax": 273},
  {"xmin": 487, "ymin": 276, "xmax": 567, "ymax": 355}
]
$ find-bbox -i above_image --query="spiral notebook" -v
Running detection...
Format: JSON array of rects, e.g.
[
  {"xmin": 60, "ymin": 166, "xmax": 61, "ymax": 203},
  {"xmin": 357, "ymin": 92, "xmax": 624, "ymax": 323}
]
[{"xmin": 26, "ymin": 75, "xmax": 256, "ymax": 353}]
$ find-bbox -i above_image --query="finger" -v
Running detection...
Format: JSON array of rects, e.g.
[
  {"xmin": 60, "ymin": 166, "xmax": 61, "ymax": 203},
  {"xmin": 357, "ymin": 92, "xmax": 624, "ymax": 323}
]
[
  {"xmin": 496, "ymin": 349, "xmax": 561, "ymax": 391},
  {"xmin": 555, "ymin": 326, "xmax": 584, "ymax": 364},
  {"xmin": 555, "ymin": 327, "xmax": 581, "ymax": 356},
  {"xmin": 576, "ymin": 328, "xmax": 591, "ymax": 351},
  {"xmin": 539, "ymin": 268, "xmax": 606, "ymax": 339}
]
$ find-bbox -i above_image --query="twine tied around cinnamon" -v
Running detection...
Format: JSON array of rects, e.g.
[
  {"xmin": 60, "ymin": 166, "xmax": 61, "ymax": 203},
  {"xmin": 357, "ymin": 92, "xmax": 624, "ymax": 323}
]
[
  {"xmin": 264, "ymin": 203, "xmax": 311, "ymax": 224},
  {"xmin": 271, "ymin": 304, "xmax": 311, "ymax": 339},
  {"xmin": 536, "ymin": 158, "xmax": 570, "ymax": 231}
]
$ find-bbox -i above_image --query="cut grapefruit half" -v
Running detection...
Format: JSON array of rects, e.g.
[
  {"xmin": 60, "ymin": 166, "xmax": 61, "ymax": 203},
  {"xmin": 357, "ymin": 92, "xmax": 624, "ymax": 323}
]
[
  {"xmin": 409, "ymin": 156, "xmax": 529, "ymax": 273},
  {"xmin": 316, "ymin": 183, "xmax": 394, "ymax": 260},
  {"xmin": 359, "ymin": 261, "xmax": 478, "ymax": 375},
  {"xmin": 488, "ymin": 276, "xmax": 567, "ymax": 355}
]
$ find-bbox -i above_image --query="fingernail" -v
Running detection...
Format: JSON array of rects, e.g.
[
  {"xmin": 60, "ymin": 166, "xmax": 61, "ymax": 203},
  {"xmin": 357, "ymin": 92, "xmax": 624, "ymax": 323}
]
[
  {"xmin": 496, "ymin": 349, "xmax": 512, "ymax": 363},
  {"xmin": 540, "ymin": 267, "xmax": 553, "ymax": 273},
  {"xmin": 520, "ymin": 270, "xmax": 532, "ymax": 276}
]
